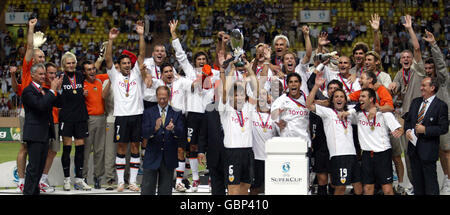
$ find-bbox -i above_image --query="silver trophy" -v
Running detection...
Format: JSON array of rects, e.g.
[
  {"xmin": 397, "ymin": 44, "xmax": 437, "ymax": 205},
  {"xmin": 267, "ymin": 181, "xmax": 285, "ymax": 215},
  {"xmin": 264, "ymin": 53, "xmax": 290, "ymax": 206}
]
[{"xmin": 230, "ymin": 29, "xmax": 245, "ymax": 67}]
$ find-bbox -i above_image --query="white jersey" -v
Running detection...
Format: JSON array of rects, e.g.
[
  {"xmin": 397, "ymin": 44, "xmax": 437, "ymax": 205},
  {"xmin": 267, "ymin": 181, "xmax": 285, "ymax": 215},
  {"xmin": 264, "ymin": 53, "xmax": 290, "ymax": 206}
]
[
  {"xmin": 172, "ymin": 38, "xmax": 220, "ymax": 113},
  {"xmin": 150, "ymin": 76, "xmax": 192, "ymax": 113},
  {"xmin": 219, "ymin": 101, "xmax": 254, "ymax": 148},
  {"xmin": 271, "ymin": 93, "xmax": 311, "ymax": 147},
  {"xmin": 255, "ymin": 65, "xmax": 274, "ymax": 92},
  {"xmin": 107, "ymin": 64, "xmax": 144, "ymax": 116},
  {"xmin": 376, "ymin": 71, "xmax": 392, "ymax": 89},
  {"xmin": 142, "ymin": 57, "xmax": 178, "ymax": 102},
  {"xmin": 351, "ymin": 110, "xmax": 401, "ymax": 152},
  {"xmin": 251, "ymin": 110, "xmax": 277, "ymax": 160},
  {"xmin": 314, "ymin": 105, "xmax": 356, "ymax": 158}
]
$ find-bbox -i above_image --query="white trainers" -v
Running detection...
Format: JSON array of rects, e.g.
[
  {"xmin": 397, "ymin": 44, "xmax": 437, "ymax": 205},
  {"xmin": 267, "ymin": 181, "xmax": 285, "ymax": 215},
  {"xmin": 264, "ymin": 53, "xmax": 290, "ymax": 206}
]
[
  {"xmin": 440, "ymin": 179, "xmax": 450, "ymax": 194},
  {"xmin": 394, "ymin": 184, "xmax": 407, "ymax": 195},
  {"xmin": 117, "ymin": 182, "xmax": 125, "ymax": 192},
  {"xmin": 128, "ymin": 183, "xmax": 140, "ymax": 192},
  {"xmin": 175, "ymin": 182, "xmax": 187, "ymax": 192},
  {"xmin": 39, "ymin": 182, "xmax": 55, "ymax": 193},
  {"xmin": 63, "ymin": 177, "xmax": 71, "ymax": 191},
  {"xmin": 74, "ymin": 178, "xmax": 92, "ymax": 191}
]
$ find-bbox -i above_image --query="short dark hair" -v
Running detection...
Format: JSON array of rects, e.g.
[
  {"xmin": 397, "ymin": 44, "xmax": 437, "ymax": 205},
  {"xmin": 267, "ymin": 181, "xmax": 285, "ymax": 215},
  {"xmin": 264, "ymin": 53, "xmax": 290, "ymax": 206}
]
[
  {"xmin": 286, "ymin": 72, "xmax": 302, "ymax": 84},
  {"xmin": 45, "ymin": 62, "xmax": 57, "ymax": 70},
  {"xmin": 117, "ymin": 54, "xmax": 131, "ymax": 64},
  {"xmin": 352, "ymin": 42, "xmax": 369, "ymax": 55},
  {"xmin": 194, "ymin": 51, "xmax": 209, "ymax": 63},
  {"xmin": 82, "ymin": 60, "xmax": 94, "ymax": 68},
  {"xmin": 361, "ymin": 88, "xmax": 377, "ymax": 104},
  {"xmin": 424, "ymin": 57, "xmax": 435, "ymax": 65},
  {"xmin": 327, "ymin": 79, "xmax": 343, "ymax": 89},
  {"xmin": 160, "ymin": 62, "xmax": 173, "ymax": 72}
]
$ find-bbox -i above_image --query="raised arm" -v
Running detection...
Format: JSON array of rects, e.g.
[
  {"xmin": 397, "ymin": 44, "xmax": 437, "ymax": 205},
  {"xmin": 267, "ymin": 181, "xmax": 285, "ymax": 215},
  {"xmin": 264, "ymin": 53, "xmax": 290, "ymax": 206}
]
[
  {"xmin": 136, "ymin": 20, "xmax": 147, "ymax": 79},
  {"xmin": 24, "ymin": 18, "xmax": 37, "ymax": 62},
  {"xmin": 301, "ymin": 25, "xmax": 312, "ymax": 65},
  {"xmin": 403, "ymin": 15, "xmax": 422, "ymax": 62},
  {"xmin": 317, "ymin": 31, "xmax": 330, "ymax": 55},
  {"xmin": 306, "ymin": 71, "xmax": 326, "ymax": 112},
  {"xmin": 423, "ymin": 29, "xmax": 448, "ymax": 81},
  {"xmin": 105, "ymin": 28, "xmax": 119, "ymax": 70},
  {"xmin": 369, "ymin": 13, "xmax": 381, "ymax": 54},
  {"xmin": 170, "ymin": 20, "xmax": 195, "ymax": 77},
  {"xmin": 9, "ymin": 66, "xmax": 19, "ymax": 94}
]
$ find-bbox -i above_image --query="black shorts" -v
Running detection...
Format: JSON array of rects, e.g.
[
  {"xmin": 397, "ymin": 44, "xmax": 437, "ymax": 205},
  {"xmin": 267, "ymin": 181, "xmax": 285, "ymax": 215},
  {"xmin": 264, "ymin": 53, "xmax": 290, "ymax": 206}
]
[
  {"xmin": 177, "ymin": 114, "xmax": 187, "ymax": 149},
  {"xmin": 361, "ymin": 149, "xmax": 393, "ymax": 185},
  {"xmin": 225, "ymin": 148, "xmax": 254, "ymax": 185},
  {"xmin": 330, "ymin": 155, "xmax": 361, "ymax": 186},
  {"xmin": 59, "ymin": 121, "xmax": 88, "ymax": 139},
  {"xmin": 251, "ymin": 159, "xmax": 265, "ymax": 189},
  {"xmin": 312, "ymin": 147, "xmax": 330, "ymax": 174},
  {"xmin": 185, "ymin": 112, "xmax": 204, "ymax": 149},
  {"xmin": 114, "ymin": 115, "xmax": 142, "ymax": 143}
]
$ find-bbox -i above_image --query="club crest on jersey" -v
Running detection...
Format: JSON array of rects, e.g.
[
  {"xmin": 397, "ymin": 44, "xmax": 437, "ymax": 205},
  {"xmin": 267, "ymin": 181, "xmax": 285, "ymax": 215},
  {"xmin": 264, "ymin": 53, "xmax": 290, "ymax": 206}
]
[
  {"xmin": 340, "ymin": 177, "xmax": 346, "ymax": 184},
  {"xmin": 116, "ymin": 135, "xmax": 120, "ymax": 141},
  {"xmin": 228, "ymin": 175, "xmax": 234, "ymax": 182}
]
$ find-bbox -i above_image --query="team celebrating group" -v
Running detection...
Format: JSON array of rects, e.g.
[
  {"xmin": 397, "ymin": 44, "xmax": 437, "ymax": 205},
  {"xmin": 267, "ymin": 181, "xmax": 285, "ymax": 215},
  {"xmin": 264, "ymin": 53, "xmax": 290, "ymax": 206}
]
[{"xmin": 14, "ymin": 12, "xmax": 449, "ymax": 195}]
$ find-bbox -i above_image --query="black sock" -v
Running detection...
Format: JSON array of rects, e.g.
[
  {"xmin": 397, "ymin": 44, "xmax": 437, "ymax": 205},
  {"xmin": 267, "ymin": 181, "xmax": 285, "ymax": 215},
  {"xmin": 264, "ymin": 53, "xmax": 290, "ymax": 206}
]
[
  {"xmin": 62, "ymin": 145, "xmax": 72, "ymax": 177},
  {"xmin": 74, "ymin": 145, "xmax": 84, "ymax": 178}
]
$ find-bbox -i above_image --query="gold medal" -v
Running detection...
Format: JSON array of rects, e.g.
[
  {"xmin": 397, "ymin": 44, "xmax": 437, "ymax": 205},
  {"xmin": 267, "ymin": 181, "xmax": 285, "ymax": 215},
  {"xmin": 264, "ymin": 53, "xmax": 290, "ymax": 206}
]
[
  {"xmin": 73, "ymin": 90, "xmax": 77, "ymax": 94},
  {"xmin": 241, "ymin": 127, "xmax": 245, "ymax": 132},
  {"xmin": 263, "ymin": 127, "xmax": 267, "ymax": 133},
  {"xmin": 126, "ymin": 93, "xmax": 129, "ymax": 97},
  {"xmin": 344, "ymin": 129, "xmax": 348, "ymax": 134},
  {"xmin": 371, "ymin": 126, "xmax": 375, "ymax": 131}
]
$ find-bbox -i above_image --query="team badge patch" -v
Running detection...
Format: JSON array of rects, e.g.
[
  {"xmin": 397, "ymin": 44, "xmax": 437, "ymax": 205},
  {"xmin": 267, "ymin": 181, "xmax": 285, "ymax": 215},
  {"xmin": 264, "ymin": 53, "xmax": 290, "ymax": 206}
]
[
  {"xmin": 228, "ymin": 175, "xmax": 235, "ymax": 183},
  {"xmin": 340, "ymin": 177, "xmax": 346, "ymax": 184},
  {"xmin": 116, "ymin": 135, "xmax": 120, "ymax": 141}
]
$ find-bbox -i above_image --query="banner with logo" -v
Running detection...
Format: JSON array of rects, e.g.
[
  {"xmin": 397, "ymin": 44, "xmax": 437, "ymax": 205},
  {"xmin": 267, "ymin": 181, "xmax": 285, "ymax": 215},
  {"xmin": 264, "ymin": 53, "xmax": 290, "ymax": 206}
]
[
  {"xmin": 0, "ymin": 127, "xmax": 21, "ymax": 142},
  {"xmin": 5, "ymin": 12, "xmax": 32, "ymax": 25},
  {"xmin": 299, "ymin": 10, "xmax": 330, "ymax": 23}
]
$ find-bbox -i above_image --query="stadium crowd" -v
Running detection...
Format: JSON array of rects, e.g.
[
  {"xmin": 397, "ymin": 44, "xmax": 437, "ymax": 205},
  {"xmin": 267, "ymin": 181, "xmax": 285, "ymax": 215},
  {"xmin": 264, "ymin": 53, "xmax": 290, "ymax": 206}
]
[{"xmin": 0, "ymin": 0, "xmax": 449, "ymax": 196}]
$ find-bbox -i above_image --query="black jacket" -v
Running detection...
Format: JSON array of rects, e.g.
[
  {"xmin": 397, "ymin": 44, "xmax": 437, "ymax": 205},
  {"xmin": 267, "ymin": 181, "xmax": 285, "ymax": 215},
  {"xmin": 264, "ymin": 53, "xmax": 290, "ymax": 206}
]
[
  {"xmin": 198, "ymin": 103, "xmax": 225, "ymax": 168},
  {"xmin": 405, "ymin": 96, "xmax": 449, "ymax": 161},
  {"xmin": 22, "ymin": 83, "xmax": 57, "ymax": 142}
]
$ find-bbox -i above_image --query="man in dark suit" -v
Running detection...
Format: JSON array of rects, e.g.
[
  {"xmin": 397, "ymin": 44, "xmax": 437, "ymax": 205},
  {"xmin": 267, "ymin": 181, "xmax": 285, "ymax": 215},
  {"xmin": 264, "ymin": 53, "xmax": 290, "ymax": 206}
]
[
  {"xmin": 141, "ymin": 85, "xmax": 184, "ymax": 195},
  {"xmin": 198, "ymin": 87, "xmax": 226, "ymax": 195},
  {"xmin": 405, "ymin": 77, "xmax": 449, "ymax": 195},
  {"xmin": 22, "ymin": 63, "xmax": 61, "ymax": 195}
]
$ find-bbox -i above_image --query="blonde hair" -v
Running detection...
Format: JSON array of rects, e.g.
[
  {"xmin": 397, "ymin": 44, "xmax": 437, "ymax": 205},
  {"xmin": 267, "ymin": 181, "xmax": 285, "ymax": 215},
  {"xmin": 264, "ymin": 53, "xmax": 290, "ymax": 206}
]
[
  {"xmin": 61, "ymin": 51, "xmax": 77, "ymax": 67},
  {"xmin": 273, "ymin": 35, "xmax": 290, "ymax": 48}
]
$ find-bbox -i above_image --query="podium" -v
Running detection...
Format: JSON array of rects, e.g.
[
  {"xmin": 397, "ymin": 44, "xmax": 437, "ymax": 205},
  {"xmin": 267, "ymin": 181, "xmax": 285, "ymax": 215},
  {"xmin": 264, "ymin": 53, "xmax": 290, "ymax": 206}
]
[{"xmin": 265, "ymin": 137, "xmax": 309, "ymax": 195}]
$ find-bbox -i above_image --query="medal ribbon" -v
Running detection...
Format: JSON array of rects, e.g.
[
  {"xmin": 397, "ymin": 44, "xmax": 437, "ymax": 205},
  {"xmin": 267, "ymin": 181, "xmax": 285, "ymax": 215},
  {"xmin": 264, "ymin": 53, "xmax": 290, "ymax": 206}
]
[
  {"xmin": 236, "ymin": 111, "xmax": 244, "ymax": 128},
  {"xmin": 257, "ymin": 112, "xmax": 271, "ymax": 130},
  {"xmin": 155, "ymin": 67, "xmax": 160, "ymax": 79},
  {"xmin": 68, "ymin": 73, "xmax": 77, "ymax": 92},
  {"xmin": 287, "ymin": 92, "xmax": 306, "ymax": 108},
  {"xmin": 363, "ymin": 110, "xmax": 376, "ymax": 129},
  {"xmin": 125, "ymin": 77, "xmax": 130, "ymax": 95},
  {"xmin": 256, "ymin": 66, "xmax": 263, "ymax": 76},
  {"xmin": 338, "ymin": 74, "xmax": 353, "ymax": 94},
  {"xmin": 402, "ymin": 68, "xmax": 411, "ymax": 86},
  {"xmin": 333, "ymin": 109, "xmax": 348, "ymax": 129}
]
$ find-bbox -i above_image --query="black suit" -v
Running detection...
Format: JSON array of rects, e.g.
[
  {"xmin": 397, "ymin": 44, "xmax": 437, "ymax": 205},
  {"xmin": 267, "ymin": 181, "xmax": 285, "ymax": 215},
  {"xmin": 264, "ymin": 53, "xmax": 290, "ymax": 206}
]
[
  {"xmin": 405, "ymin": 96, "xmax": 449, "ymax": 195},
  {"xmin": 198, "ymin": 102, "xmax": 226, "ymax": 195},
  {"xmin": 22, "ymin": 83, "xmax": 57, "ymax": 195}
]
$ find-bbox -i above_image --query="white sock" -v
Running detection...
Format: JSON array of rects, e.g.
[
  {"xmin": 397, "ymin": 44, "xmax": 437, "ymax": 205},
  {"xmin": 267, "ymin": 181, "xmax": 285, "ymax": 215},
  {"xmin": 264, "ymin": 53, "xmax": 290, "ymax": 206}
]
[
  {"xmin": 129, "ymin": 156, "xmax": 140, "ymax": 184},
  {"xmin": 176, "ymin": 161, "xmax": 186, "ymax": 184},
  {"xmin": 40, "ymin": 174, "xmax": 48, "ymax": 183},
  {"xmin": 18, "ymin": 178, "xmax": 24, "ymax": 185},
  {"xmin": 189, "ymin": 158, "xmax": 199, "ymax": 181},
  {"xmin": 116, "ymin": 156, "xmax": 126, "ymax": 184}
]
